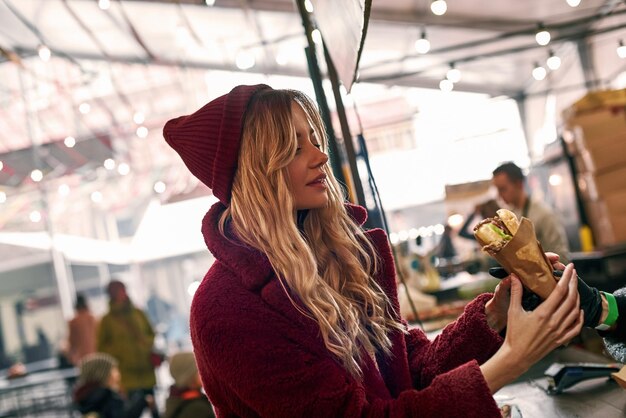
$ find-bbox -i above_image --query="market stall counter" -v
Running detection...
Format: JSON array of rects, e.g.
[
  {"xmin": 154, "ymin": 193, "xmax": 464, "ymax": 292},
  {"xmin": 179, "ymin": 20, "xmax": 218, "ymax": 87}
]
[{"xmin": 495, "ymin": 345, "xmax": 625, "ymax": 417}]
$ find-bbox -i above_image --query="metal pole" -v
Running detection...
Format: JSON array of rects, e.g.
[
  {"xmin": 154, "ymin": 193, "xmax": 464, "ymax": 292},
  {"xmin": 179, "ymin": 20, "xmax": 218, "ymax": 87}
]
[
  {"xmin": 294, "ymin": 0, "xmax": 347, "ymax": 189},
  {"xmin": 18, "ymin": 67, "xmax": 76, "ymax": 321},
  {"xmin": 323, "ymin": 44, "xmax": 367, "ymax": 209}
]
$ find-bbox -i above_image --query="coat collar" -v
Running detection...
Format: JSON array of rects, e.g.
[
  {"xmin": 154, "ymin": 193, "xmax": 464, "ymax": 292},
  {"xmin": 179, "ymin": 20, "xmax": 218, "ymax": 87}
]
[{"xmin": 201, "ymin": 202, "xmax": 368, "ymax": 291}]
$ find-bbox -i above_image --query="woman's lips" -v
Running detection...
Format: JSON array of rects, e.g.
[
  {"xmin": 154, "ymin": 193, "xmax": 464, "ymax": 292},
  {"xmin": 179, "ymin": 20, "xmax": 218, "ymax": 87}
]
[{"xmin": 307, "ymin": 178, "xmax": 327, "ymax": 188}]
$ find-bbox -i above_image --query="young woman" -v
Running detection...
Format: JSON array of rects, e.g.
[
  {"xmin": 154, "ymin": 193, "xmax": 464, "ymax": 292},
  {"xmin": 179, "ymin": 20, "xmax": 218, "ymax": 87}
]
[{"xmin": 163, "ymin": 84, "xmax": 583, "ymax": 417}]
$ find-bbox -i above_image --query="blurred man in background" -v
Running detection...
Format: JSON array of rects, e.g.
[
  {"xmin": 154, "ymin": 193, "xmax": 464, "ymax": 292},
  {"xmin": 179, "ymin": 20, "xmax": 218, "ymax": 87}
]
[
  {"xmin": 98, "ymin": 280, "xmax": 159, "ymax": 418},
  {"xmin": 67, "ymin": 293, "xmax": 98, "ymax": 366},
  {"xmin": 492, "ymin": 162, "xmax": 569, "ymax": 260}
]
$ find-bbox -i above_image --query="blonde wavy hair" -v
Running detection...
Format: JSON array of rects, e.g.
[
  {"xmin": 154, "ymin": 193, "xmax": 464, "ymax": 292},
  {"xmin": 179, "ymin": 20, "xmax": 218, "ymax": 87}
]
[{"xmin": 219, "ymin": 89, "xmax": 405, "ymax": 377}]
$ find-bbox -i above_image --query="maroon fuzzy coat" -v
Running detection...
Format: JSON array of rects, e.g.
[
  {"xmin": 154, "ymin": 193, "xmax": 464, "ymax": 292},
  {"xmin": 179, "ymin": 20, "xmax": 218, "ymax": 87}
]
[{"xmin": 190, "ymin": 202, "xmax": 504, "ymax": 417}]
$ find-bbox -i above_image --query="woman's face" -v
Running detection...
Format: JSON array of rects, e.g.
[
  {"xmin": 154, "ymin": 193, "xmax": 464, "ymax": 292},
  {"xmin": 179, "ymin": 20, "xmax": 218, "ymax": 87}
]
[
  {"xmin": 287, "ymin": 102, "xmax": 329, "ymax": 210},
  {"xmin": 107, "ymin": 366, "xmax": 121, "ymax": 391}
]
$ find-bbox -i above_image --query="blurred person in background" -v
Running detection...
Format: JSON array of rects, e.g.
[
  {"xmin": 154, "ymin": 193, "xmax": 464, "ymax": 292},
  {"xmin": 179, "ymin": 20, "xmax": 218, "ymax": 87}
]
[
  {"xmin": 164, "ymin": 352, "xmax": 215, "ymax": 418},
  {"xmin": 73, "ymin": 352, "xmax": 150, "ymax": 418},
  {"xmin": 434, "ymin": 224, "xmax": 457, "ymax": 260},
  {"xmin": 458, "ymin": 199, "xmax": 501, "ymax": 241},
  {"xmin": 67, "ymin": 293, "xmax": 98, "ymax": 366},
  {"xmin": 97, "ymin": 280, "xmax": 159, "ymax": 418},
  {"xmin": 492, "ymin": 162, "xmax": 569, "ymax": 261},
  {"xmin": 163, "ymin": 84, "xmax": 583, "ymax": 417}
]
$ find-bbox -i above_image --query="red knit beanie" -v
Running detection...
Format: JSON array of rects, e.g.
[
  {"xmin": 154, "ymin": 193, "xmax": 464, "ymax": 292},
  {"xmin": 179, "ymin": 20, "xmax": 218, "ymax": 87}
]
[{"xmin": 163, "ymin": 84, "xmax": 272, "ymax": 204}]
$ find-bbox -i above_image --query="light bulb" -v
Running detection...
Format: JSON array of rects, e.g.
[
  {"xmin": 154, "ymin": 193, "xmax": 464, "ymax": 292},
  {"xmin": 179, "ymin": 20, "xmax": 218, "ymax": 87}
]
[
  {"xmin": 439, "ymin": 79, "xmax": 454, "ymax": 92},
  {"xmin": 235, "ymin": 51, "xmax": 255, "ymax": 70},
  {"xmin": 0, "ymin": 191, "xmax": 6, "ymax": 203},
  {"xmin": 91, "ymin": 191, "xmax": 103, "ymax": 203},
  {"xmin": 154, "ymin": 181, "xmax": 166, "ymax": 194},
  {"xmin": 566, "ymin": 0, "xmax": 581, "ymax": 6},
  {"xmin": 535, "ymin": 27, "xmax": 551, "ymax": 46},
  {"xmin": 117, "ymin": 163, "xmax": 130, "ymax": 176},
  {"xmin": 430, "ymin": 0, "xmax": 447, "ymax": 15},
  {"xmin": 205, "ymin": 0, "xmax": 216, "ymax": 5},
  {"xmin": 275, "ymin": 51, "xmax": 289, "ymax": 66},
  {"xmin": 133, "ymin": 111, "xmax": 145, "ymax": 124},
  {"xmin": 64, "ymin": 136, "xmax": 76, "ymax": 148},
  {"xmin": 446, "ymin": 66, "xmax": 461, "ymax": 83},
  {"xmin": 104, "ymin": 158, "xmax": 116, "ymax": 170},
  {"xmin": 415, "ymin": 31, "xmax": 430, "ymax": 54},
  {"xmin": 532, "ymin": 64, "xmax": 547, "ymax": 81},
  {"xmin": 311, "ymin": 29, "xmax": 323, "ymax": 45},
  {"xmin": 304, "ymin": 0, "xmax": 314, "ymax": 13},
  {"xmin": 136, "ymin": 126, "xmax": 148, "ymax": 138},
  {"xmin": 0, "ymin": 161, "xmax": 3, "ymax": 171},
  {"xmin": 98, "ymin": 0, "xmax": 110, "ymax": 10},
  {"xmin": 30, "ymin": 211, "xmax": 42, "ymax": 223},
  {"xmin": 79, "ymin": 102, "xmax": 91, "ymax": 114},
  {"xmin": 618, "ymin": 40, "xmax": 626, "ymax": 59},
  {"xmin": 549, "ymin": 174, "xmax": 563, "ymax": 186},
  {"xmin": 31, "ymin": 169, "xmax": 43, "ymax": 182},
  {"xmin": 547, "ymin": 54, "xmax": 561, "ymax": 70},
  {"xmin": 38, "ymin": 45, "xmax": 51, "ymax": 61}
]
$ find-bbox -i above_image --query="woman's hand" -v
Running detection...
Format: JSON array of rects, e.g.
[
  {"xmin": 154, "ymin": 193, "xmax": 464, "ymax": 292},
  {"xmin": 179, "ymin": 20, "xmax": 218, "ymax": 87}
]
[
  {"xmin": 485, "ymin": 278, "xmax": 511, "ymax": 332},
  {"xmin": 480, "ymin": 263, "xmax": 583, "ymax": 393}
]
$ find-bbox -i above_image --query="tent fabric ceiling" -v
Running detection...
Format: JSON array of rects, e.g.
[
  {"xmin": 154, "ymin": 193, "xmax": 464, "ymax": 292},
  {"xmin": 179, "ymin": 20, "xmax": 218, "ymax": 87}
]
[{"xmin": 0, "ymin": 0, "xmax": 625, "ymax": 237}]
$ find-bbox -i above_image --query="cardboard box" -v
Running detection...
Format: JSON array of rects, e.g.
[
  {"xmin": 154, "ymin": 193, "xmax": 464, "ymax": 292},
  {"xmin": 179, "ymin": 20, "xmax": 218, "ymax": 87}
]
[
  {"xmin": 567, "ymin": 108, "xmax": 626, "ymax": 149},
  {"xmin": 564, "ymin": 89, "xmax": 626, "ymax": 174},
  {"xmin": 584, "ymin": 199, "xmax": 617, "ymax": 247},
  {"xmin": 604, "ymin": 189, "xmax": 626, "ymax": 220},
  {"xmin": 566, "ymin": 107, "xmax": 626, "ymax": 174},
  {"xmin": 577, "ymin": 165, "xmax": 626, "ymax": 201},
  {"xmin": 583, "ymin": 190, "xmax": 626, "ymax": 247},
  {"xmin": 564, "ymin": 89, "xmax": 626, "ymax": 115}
]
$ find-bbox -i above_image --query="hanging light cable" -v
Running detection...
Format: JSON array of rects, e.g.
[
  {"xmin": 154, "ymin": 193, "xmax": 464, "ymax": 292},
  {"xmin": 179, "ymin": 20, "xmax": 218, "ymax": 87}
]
[
  {"xmin": 535, "ymin": 23, "xmax": 551, "ymax": 46},
  {"xmin": 415, "ymin": 29, "xmax": 431, "ymax": 54},
  {"xmin": 532, "ymin": 62, "xmax": 547, "ymax": 80},
  {"xmin": 547, "ymin": 49, "xmax": 561, "ymax": 70},
  {"xmin": 446, "ymin": 63, "xmax": 461, "ymax": 82},
  {"xmin": 618, "ymin": 40, "xmax": 626, "ymax": 58}
]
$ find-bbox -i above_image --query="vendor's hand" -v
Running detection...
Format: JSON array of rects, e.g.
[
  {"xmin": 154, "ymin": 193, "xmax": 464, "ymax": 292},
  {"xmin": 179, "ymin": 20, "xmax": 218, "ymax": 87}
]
[
  {"xmin": 546, "ymin": 252, "xmax": 603, "ymax": 327},
  {"xmin": 485, "ymin": 277, "xmax": 511, "ymax": 332}
]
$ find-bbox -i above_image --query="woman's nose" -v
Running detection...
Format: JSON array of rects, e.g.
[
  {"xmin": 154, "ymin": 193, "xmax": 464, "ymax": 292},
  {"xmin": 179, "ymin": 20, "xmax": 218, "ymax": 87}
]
[{"xmin": 313, "ymin": 147, "xmax": 329, "ymax": 167}]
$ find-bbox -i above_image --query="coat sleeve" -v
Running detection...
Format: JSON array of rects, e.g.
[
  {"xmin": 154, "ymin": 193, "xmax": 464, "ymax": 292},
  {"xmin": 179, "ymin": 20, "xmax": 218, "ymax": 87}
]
[
  {"xmin": 136, "ymin": 309, "xmax": 156, "ymax": 348},
  {"xmin": 192, "ymin": 293, "xmax": 501, "ymax": 418},
  {"xmin": 365, "ymin": 227, "xmax": 503, "ymax": 390},
  {"xmin": 405, "ymin": 293, "xmax": 504, "ymax": 389}
]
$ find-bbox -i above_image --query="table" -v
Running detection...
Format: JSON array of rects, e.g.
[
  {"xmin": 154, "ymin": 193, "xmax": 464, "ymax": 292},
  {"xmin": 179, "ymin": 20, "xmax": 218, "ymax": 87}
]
[
  {"xmin": 495, "ymin": 346, "xmax": 626, "ymax": 417},
  {"xmin": 0, "ymin": 368, "xmax": 78, "ymax": 417},
  {"xmin": 422, "ymin": 271, "xmax": 499, "ymax": 302}
]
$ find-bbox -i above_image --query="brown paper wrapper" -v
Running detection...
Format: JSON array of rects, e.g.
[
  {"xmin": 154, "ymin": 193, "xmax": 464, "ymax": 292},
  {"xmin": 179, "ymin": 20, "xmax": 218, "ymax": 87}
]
[
  {"xmin": 612, "ymin": 365, "xmax": 626, "ymax": 389},
  {"xmin": 487, "ymin": 217, "xmax": 556, "ymax": 300}
]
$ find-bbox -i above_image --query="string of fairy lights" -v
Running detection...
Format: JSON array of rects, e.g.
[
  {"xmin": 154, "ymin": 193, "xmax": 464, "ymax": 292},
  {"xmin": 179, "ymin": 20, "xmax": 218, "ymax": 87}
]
[
  {"xmin": 1, "ymin": 0, "xmax": 626, "ymax": 224},
  {"xmin": 410, "ymin": 0, "xmax": 626, "ymax": 90}
]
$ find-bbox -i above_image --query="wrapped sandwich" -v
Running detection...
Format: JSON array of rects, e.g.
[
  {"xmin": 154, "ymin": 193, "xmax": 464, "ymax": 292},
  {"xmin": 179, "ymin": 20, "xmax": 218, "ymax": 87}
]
[{"xmin": 473, "ymin": 209, "xmax": 557, "ymax": 300}]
